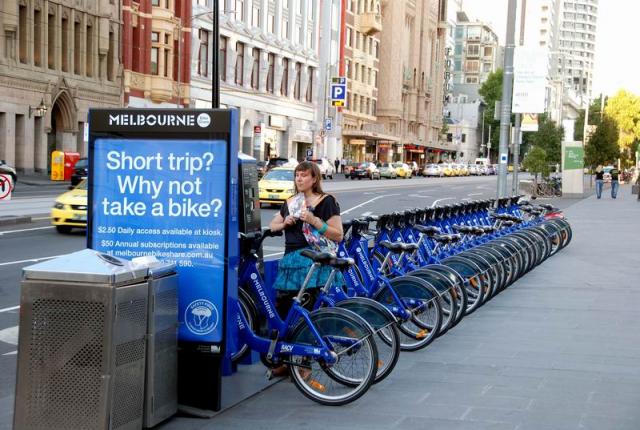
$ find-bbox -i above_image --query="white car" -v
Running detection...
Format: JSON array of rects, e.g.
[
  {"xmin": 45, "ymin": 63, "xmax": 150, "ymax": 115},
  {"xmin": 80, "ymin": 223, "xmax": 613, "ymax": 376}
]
[
  {"xmin": 310, "ymin": 158, "xmax": 335, "ymax": 179},
  {"xmin": 423, "ymin": 164, "xmax": 444, "ymax": 177}
]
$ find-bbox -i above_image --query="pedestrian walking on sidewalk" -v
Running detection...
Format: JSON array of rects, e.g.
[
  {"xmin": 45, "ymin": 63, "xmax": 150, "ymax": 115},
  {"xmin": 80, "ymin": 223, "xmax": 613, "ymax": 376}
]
[
  {"xmin": 334, "ymin": 158, "xmax": 340, "ymax": 175},
  {"xmin": 340, "ymin": 158, "xmax": 346, "ymax": 173},
  {"xmin": 594, "ymin": 165, "xmax": 604, "ymax": 199},
  {"xmin": 610, "ymin": 165, "xmax": 620, "ymax": 199}
]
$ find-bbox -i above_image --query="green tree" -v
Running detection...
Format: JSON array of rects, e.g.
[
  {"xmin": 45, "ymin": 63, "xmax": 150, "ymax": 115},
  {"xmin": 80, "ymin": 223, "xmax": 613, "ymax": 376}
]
[
  {"xmin": 522, "ymin": 146, "xmax": 549, "ymax": 195},
  {"xmin": 527, "ymin": 113, "xmax": 564, "ymax": 166},
  {"xmin": 584, "ymin": 115, "xmax": 620, "ymax": 168},
  {"xmin": 604, "ymin": 89, "xmax": 640, "ymax": 163},
  {"xmin": 478, "ymin": 69, "xmax": 503, "ymax": 154},
  {"xmin": 575, "ymin": 95, "xmax": 606, "ymax": 142}
]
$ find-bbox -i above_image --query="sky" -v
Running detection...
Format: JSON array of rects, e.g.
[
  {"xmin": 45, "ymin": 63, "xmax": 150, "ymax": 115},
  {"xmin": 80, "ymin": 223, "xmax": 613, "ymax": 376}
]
[{"xmin": 452, "ymin": 0, "xmax": 638, "ymax": 97}]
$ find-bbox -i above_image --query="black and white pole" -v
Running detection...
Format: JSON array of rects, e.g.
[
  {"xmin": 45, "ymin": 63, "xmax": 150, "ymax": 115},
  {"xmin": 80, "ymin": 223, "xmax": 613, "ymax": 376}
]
[{"xmin": 212, "ymin": 0, "xmax": 220, "ymax": 109}]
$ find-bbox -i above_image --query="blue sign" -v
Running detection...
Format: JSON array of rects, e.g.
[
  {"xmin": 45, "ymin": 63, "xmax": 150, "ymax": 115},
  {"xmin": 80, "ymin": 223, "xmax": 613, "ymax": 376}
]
[
  {"xmin": 331, "ymin": 81, "xmax": 347, "ymax": 107},
  {"xmin": 91, "ymin": 137, "xmax": 230, "ymax": 343},
  {"xmin": 324, "ymin": 117, "xmax": 333, "ymax": 131},
  {"xmin": 306, "ymin": 149, "xmax": 313, "ymax": 158}
]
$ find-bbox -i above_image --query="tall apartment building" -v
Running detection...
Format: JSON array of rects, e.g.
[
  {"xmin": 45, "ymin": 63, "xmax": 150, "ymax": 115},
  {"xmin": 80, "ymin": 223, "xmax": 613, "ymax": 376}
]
[
  {"xmin": 376, "ymin": 0, "xmax": 448, "ymax": 164},
  {"xmin": 190, "ymin": 0, "xmax": 320, "ymax": 162},
  {"xmin": 0, "ymin": 0, "xmax": 121, "ymax": 173},
  {"xmin": 451, "ymin": 10, "xmax": 500, "ymax": 101},
  {"xmin": 122, "ymin": 0, "xmax": 192, "ymax": 108},
  {"xmin": 527, "ymin": 0, "xmax": 598, "ymax": 121}
]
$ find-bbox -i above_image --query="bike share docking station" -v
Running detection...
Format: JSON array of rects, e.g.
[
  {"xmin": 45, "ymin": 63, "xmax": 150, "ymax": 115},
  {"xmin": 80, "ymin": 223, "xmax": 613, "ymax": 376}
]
[{"xmin": 85, "ymin": 108, "xmax": 270, "ymax": 420}]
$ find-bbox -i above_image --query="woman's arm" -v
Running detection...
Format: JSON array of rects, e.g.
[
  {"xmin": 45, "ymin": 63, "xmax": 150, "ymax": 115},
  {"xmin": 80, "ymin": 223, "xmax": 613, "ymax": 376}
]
[{"xmin": 270, "ymin": 212, "xmax": 295, "ymax": 232}]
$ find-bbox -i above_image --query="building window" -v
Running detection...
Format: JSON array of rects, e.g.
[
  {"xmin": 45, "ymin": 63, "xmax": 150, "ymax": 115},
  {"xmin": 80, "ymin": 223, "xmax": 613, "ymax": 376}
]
[
  {"xmin": 61, "ymin": 18, "xmax": 69, "ymax": 72},
  {"xmin": 107, "ymin": 30, "xmax": 115, "ymax": 81},
  {"xmin": 467, "ymin": 44, "xmax": 480, "ymax": 56},
  {"xmin": 294, "ymin": 62, "xmax": 302, "ymax": 100},
  {"xmin": 346, "ymin": 27, "xmax": 352, "ymax": 47},
  {"xmin": 152, "ymin": 0, "xmax": 160, "ymax": 5},
  {"xmin": 297, "ymin": 25, "xmax": 303, "ymax": 44},
  {"xmin": 306, "ymin": 67, "xmax": 313, "ymax": 102},
  {"xmin": 483, "ymin": 46, "xmax": 493, "ymax": 57},
  {"xmin": 220, "ymin": 36, "xmax": 227, "ymax": 80},
  {"xmin": 164, "ymin": 48, "xmax": 170, "ymax": 77},
  {"xmin": 86, "ymin": 24, "xmax": 94, "ymax": 77},
  {"xmin": 235, "ymin": 0, "xmax": 244, "ymax": 21},
  {"xmin": 372, "ymin": 99, "xmax": 377, "ymax": 116},
  {"xmin": 34, "ymin": 9, "xmax": 42, "ymax": 66},
  {"xmin": 266, "ymin": 53, "xmax": 275, "ymax": 93},
  {"xmin": 48, "ymin": 12, "xmax": 55, "ymax": 69},
  {"xmin": 252, "ymin": 5, "xmax": 260, "ymax": 27},
  {"xmin": 464, "ymin": 60, "xmax": 479, "ymax": 73},
  {"xmin": 281, "ymin": 57, "xmax": 289, "ymax": 96},
  {"xmin": 235, "ymin": 41, "xmax": 244, "ymax": 85},
  {"xmin": 282, "ymin": 19, "xmax": 289, "ymax": 38},
  {"xmin": 465, "ymin": 76, "xmax": 478, "ymax": 83},
  {"xmin": 151, "ymin": 47, "xmax": 159, "ymax": 75},
  {"xmin": 19, "ymin": 5, "xmax": 27, "ymax": 64},
  {"xmin": 251, "ymin": 48, "xmax": 260, "ymax": 89},
  {"xmin": 345, "ymin": 59, "xmax": 351, "ymax": 79},
  {"xmin": 268, "ymin": 13, "xmax": 275, "ymax": 33},
  {"xmin": 151, "ymin": 32, "xmax": 159, "ymax": 42},
  {"xmin": 74, "ymin": 21, "xmax": 81, "ymax": 74},
  {"xmin": 198, "ymin": 29, "xmax": 209, "ymax": 76}
]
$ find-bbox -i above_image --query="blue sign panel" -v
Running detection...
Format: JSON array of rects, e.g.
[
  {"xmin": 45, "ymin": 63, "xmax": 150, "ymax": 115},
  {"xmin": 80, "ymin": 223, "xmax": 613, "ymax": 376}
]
[
  {"xmin": 324, "ymin": 117, "xmax": 333, "ymax": 131},
  {"xmin": 331, "ymin": 84, "xmax": 346, "ymax": 102},
  {"xmin": 91, "ymin": 138, "xmax": 229, "ymax": 343}
]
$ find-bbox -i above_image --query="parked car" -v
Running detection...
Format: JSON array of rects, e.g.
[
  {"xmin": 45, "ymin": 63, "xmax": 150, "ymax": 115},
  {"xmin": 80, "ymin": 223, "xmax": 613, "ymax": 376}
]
[
  {"xmin": 423, "ymin": 164, "xmax": 444, "ymax": 177},
  {"xmin": 310, "ymin": 158, "xmax": 335, "ymax": 179},
  {"xmin": 408, "ymin": 161, "xmax": 420, "ymax": 176},
  {"xmin": 457, "ymin": 164, "xmax": 470, "ymax": 176},
  {"xmin": 350, "ymin": 162, "xmax": 381, "ymax": 180},
  {"xmin": 258, "ymin": 167, "xmax": 296, "ymax": 206},
  {"xmin": 468, "ymin": 164, "xmax": 481, "ymax": 176},
  {"xmin": 52, "ymin": 179, "xmax": 88, "ymax": 233},
  {"xmin": 70, "ymin": 157, "xmax": 88, "ymax": 186},
  {"xmin": 266, "ymin": 157, "xmax": 297, "ymax": 171},
  {"xmin": 392, "ymin": 162, "xmax": 412, "ymax": 178},
  {"xmin": 442, "ymin": 163, "xmax": 456, "ymax": 177},
  {"xmin": 379, "ymin": 163, "xmax": 398, "ymax": 179},
  {"xmin": 0, "ymin": 159, "xmax": 17, "ymax": 186},
  {"xmin": 343, "ymin": 161, "xmax": 359, "ymax": 176}
]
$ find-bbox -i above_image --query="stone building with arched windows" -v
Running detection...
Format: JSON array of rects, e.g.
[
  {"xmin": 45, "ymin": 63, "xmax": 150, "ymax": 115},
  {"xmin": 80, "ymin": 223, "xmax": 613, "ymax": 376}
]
[{"xmin": 0, "ymin": 0, "xmax": 122, "ymax": 174}]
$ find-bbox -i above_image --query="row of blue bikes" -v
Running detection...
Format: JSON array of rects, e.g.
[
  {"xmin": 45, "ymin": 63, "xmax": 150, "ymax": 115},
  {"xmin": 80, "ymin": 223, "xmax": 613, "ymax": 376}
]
[{"xmin": 230, "ymin": 196, "xmax": 572, "ymax": 406}]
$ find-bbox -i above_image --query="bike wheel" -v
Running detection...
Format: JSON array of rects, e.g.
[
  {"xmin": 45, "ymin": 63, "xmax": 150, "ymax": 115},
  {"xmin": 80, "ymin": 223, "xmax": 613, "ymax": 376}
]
[
  {"xmin": 441, "ymin": 256, "xmax": 487, "ymax": 314},
  {"xmin": 230, "ymin": 288, "xmax": 259, "ymax": 363},
  {"xmin": 334, "ymin": 297, "xmax": 401, "ymax": 384},
  {"xmin": 286, "ymin": 307, "xmax": 378, "ymax": 406},
  {"xmin": 406, "ymin": 267, "xmax": 458, "ymax": 334}
]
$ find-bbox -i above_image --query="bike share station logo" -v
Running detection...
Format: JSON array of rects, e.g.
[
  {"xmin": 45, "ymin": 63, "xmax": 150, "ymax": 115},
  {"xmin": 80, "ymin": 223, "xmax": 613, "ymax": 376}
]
[{"xmin": 87, "ymin": 108, "xmax": 239, "ymax": 410}]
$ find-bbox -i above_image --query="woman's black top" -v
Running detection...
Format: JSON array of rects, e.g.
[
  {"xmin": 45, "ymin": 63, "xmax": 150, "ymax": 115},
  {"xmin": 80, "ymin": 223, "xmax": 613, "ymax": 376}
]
[
  {"xmin": 279, "ymin": 194, "xmax": 340, "ymax": 253},
  {"xmin": 595, "ymin": 171, "xmax": 604, "ymax": 180}
]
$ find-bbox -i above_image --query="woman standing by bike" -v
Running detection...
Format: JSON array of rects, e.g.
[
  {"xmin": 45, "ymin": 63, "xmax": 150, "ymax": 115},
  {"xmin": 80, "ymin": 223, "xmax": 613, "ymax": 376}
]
[{"xmin": 269, "ymin": 161, "xmax": 344, "ymax": 317}]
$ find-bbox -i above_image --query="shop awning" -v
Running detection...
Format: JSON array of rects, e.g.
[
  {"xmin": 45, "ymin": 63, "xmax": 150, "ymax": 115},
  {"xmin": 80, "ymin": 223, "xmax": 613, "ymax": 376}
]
[
  {"xmin": 342, "ymin": 130, "xmax": 401, "ymax": 143},
  {"xmin": 348, "ymin": 139, "xmax": 366, "ymax": 146}
]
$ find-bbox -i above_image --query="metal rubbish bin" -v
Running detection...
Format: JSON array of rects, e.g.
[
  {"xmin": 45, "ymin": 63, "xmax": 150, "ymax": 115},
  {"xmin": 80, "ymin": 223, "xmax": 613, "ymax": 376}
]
[
  {"xmin": 142, "ymin": 260, "xmax": 178, "ymax": 428},
  {"xmin": 14, "ymin": 249, "xmax": 150, "ymax": 430}
]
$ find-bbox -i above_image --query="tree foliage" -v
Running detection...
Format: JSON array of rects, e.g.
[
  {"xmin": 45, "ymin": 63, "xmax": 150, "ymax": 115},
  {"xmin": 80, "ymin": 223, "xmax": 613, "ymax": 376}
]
[
  {"xmin": 522, "ymin": 146, "xmax": 550, "ymax": 189},
  {"xmin": 575, "ymin": 95, "xmax": 606, "ymax": 142},
  {"xmin": 478, "ymin": 69, "xmax": 503, "ymax": 154},
  {"xmin": 526, "ymin": 114, "xmax": 564, "ymax": 165},
  {"xmin": 584, "ymin": 115, "xmax": 620, "ymax": 167},
  {"xmin": 604, "ymin": 89, "xmax": 640, "ymax": 166}
]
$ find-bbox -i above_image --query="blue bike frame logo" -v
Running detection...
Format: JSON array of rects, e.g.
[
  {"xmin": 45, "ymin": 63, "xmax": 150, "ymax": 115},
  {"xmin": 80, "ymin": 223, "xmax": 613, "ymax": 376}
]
[{"xmin": 185, "ymin": 299, "xmax": 219, "ymax": 335}]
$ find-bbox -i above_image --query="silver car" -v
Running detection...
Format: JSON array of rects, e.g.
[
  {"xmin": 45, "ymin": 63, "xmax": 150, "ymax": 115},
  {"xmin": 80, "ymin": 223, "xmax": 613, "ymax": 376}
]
[{"xmin": 423, "ymin": 164, "xmax": 444, "ymax": 177}]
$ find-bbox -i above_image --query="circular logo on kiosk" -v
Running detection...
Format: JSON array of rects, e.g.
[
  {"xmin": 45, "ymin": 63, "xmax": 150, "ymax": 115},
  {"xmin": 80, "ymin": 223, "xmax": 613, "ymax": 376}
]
[
  {"xmin": 197, "ymin": 113, "xmax": 212, "ymax": 128},
  {"xmin": 185, "ymin": 299, "xmax": 219, "ymax": 335}
]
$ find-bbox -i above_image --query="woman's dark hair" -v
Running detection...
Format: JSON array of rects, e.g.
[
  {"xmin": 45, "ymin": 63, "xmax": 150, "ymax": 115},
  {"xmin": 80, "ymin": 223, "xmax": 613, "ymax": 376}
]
[{"xmin": 294, "ymin": 161, "xmax": 324, "ymax": 194}]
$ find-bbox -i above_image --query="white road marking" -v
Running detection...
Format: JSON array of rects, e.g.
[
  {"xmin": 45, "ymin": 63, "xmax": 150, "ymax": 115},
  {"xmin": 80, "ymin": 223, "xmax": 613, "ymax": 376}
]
[
  {"xmin": 0, "ymin": 325, "xmax": 19, "ymax": 346},
  {"xmin": 0, "ymin": 226, "xmax": 54, "ymax": 236},
  {"xmin": 0, "ymin": 254, "xmax": 63, "ymax": 267},
  {"xmin": 408, "ymin": 194, "xmax": 432, "ymax": 198},
  {"xmin": 2, "ymin": 351, "xmax": 17, "ymax": 356},
  {"xmin": 361, "ymin": 211, "xmax": 372, "ymax": 217},
  {"xmin": 342, "ymin": 194, "xmax": 399, "ymax": 215},
  {"xmin": 431, "ymin": 197, "xmax": 456, "ymax": 207},
  {"xmin": 467, "ymin": 192, "xmax": 484, "ymax": 196},
  {"xmin": 0, "ymin": 305, "xmax": 20, "ymax": 314}
]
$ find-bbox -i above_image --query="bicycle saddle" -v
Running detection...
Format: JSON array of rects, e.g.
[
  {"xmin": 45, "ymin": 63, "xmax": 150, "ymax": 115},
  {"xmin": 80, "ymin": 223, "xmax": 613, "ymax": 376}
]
[
  {"xmin": 328, "ymin": 257, "xmax": 355, "ymax": 270},
  {"xmin": 414, "ymin": 225, "xmax": 441, "ymax": 236},
  {"xmin": 432, "ymin": 234, "xmax": 454, "ymax": 243},
  {"xmin": 379, "ymin": 240, "xmax": 414, "ymax": 253},
  {"xmin": 452, "ymin": 224, "xmax": 475, "ymax": 233},
  {"xmin": 301, "ymin": 249, "xmax": 335, "ymax": 263}
]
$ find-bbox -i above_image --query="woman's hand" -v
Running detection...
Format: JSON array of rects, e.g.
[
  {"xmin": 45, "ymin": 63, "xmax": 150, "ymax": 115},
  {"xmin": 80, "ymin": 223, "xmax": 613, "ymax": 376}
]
[
  {"xmin": 299, "ymin": 208, "xmax": 320, "ymax": 228},
  {"xmin": 283, "ymin": 215, "xmax": 296, "ymax": 227}
]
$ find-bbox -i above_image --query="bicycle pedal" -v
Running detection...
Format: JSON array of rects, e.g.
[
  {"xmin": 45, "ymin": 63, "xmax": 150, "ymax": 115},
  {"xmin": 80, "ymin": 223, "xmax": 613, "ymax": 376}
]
[
  {"xmin": 308, "ymin": 380, "xmax": 326, "ymax": 392},
  {"xmin": 415, "ymin": 328, "xmax": 430, "ymax": 339},
  {"xmin": 377, "ymin": 359, "xmax": 384, "ymax": 369}
]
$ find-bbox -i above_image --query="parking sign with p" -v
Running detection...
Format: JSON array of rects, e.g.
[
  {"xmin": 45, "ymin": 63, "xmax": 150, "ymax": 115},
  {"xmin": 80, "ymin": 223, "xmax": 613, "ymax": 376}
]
[{"xmin": 331, "ymin": 77, "xmax": 347, "ymax": 107}]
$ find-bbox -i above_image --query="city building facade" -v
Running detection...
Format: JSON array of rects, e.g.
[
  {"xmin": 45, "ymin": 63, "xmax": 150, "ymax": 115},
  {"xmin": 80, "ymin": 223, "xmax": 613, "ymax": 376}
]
[
  {"xmin": 0, "ymin": 0, "xmax": 122, "ymax": 173},
  {"xmin": 376, "ymin": 0, "xmax": 449, "ymax": 165},
  {"xmin": 122, "ymin": 0, "xmax": 192, "ymax": 108},
  {"xmin": 190, "ymin": 0, "xmax": 320, "ymax": 162}
]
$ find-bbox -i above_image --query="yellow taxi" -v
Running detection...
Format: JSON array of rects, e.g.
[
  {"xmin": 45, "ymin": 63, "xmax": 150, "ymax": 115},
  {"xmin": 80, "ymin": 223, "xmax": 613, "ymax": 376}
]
[
  {"xmin": 442, "ymin": 163, "xmax": 456, "ymax": 177},
  {"xmin": 258, "ymin": 167, "xmax": 296, "ymax": 206},
  {"xmin": 51, "ymin": 179, "xmax": 88, "ymax": 233},
  {"xmin": 392, "ymin": 162, "xmax": 412, "ymax": 178}
]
